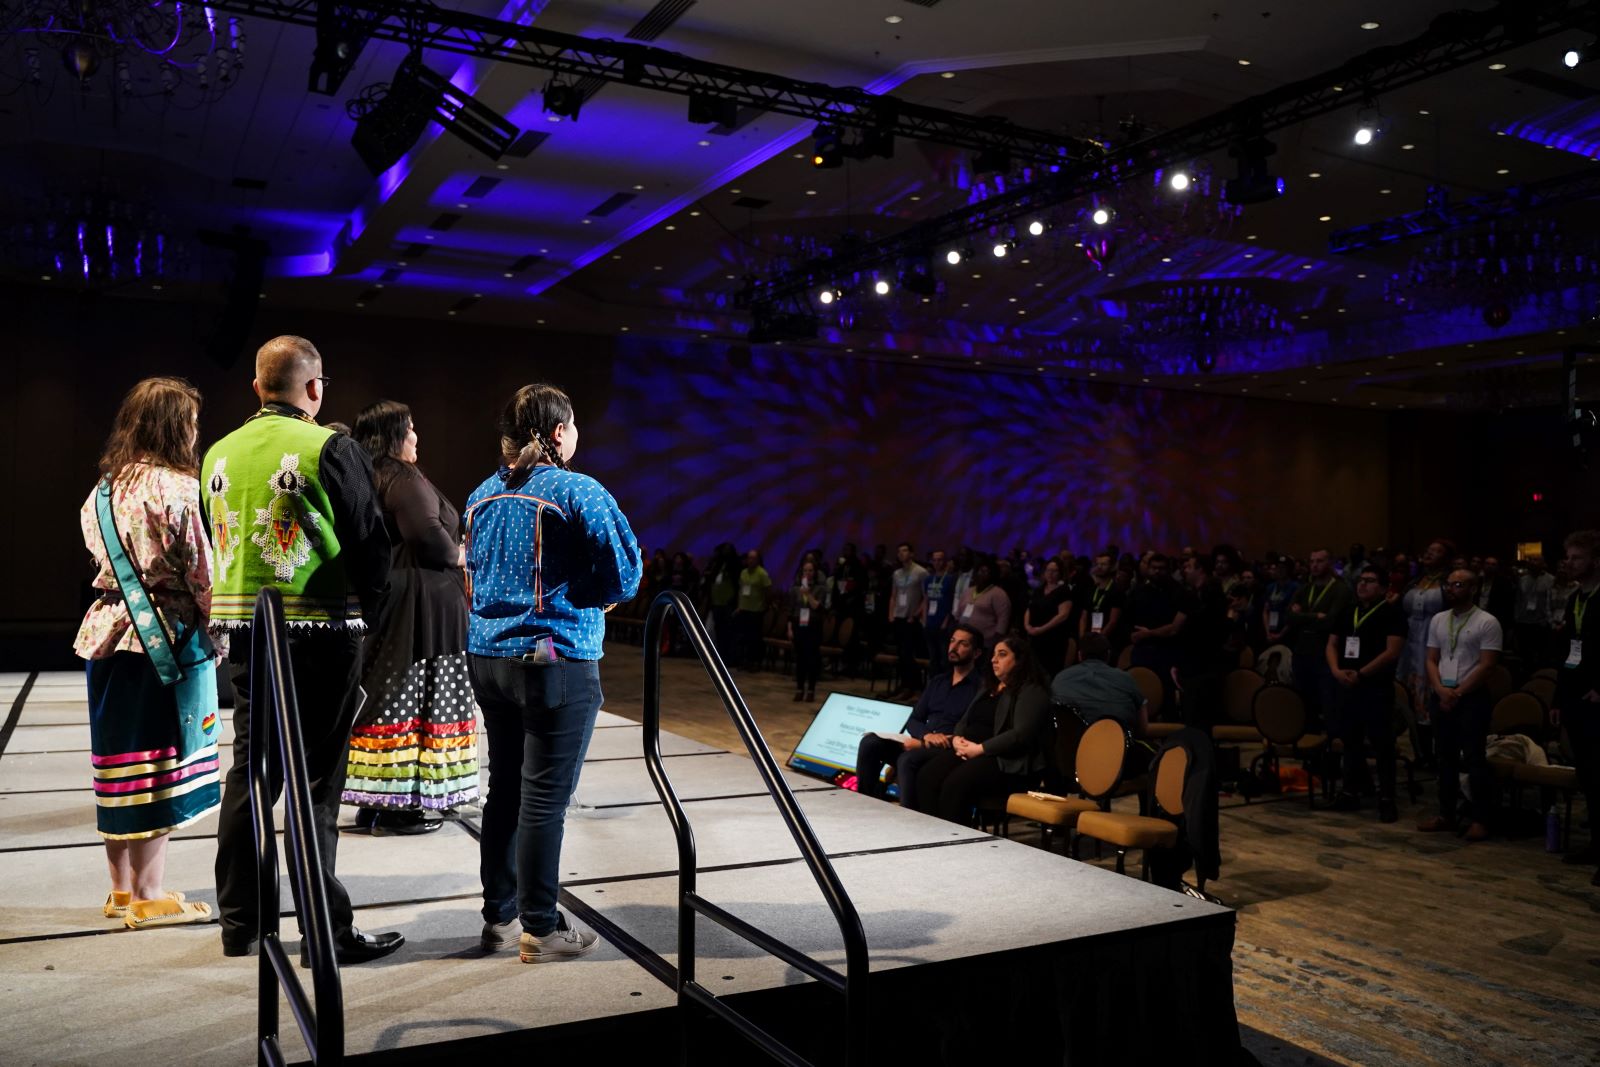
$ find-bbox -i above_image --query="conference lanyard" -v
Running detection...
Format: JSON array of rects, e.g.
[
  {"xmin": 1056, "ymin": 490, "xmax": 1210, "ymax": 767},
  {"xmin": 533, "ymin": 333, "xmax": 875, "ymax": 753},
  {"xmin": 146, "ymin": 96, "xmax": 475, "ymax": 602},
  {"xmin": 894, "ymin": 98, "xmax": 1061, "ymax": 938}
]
[
  {"xmin": 1307, "ymin": 580, "xmax": 1333, "ymax": 610},
  {"xmin": 1575, "ymin": 588, "xmax": 1594, "ymax": 634},
  {"xmin": 1447, "ymin": 607, "xmax": 1475, "ymax": 656},
  {"xmin": 1352, "ymin": 602, "xmax": 1381, "ymax": 632},
  {"xmin": 1092, "ymin": 585, "xmax": 1109, "ymax": 609}
]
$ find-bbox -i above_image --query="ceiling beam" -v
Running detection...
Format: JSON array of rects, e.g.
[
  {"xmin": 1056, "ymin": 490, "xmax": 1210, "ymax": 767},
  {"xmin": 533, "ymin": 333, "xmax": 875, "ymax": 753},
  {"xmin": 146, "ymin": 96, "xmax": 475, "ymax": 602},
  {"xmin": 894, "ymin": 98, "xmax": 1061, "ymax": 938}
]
[
  {"xmin": 203, "ymin": 0, "xmax": 1102, "ymax": 163},
  {"xmin": 1328, "ymin": 166, "xmax": 1600, "ymax": 252}
]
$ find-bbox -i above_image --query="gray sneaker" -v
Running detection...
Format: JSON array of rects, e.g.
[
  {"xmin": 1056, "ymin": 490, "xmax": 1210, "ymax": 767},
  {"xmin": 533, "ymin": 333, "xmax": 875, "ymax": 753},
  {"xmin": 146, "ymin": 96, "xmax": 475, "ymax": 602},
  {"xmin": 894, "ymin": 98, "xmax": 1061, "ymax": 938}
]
[
  {"xmin": 519, "ymin": 912, "xmax": 598, "ymax": 963},
  {"xmin": 481, "ymin": 917, "xmax": 520, "ymax": 952}
]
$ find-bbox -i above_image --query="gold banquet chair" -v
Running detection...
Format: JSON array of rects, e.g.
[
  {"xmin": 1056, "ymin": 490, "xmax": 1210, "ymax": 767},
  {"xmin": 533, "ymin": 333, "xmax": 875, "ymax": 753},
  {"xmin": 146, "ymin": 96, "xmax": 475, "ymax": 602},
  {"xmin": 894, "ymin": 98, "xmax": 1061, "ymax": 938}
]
[{"xmin": 1074, "ymin": 743, "xmax": 1189, "ymax": 881}]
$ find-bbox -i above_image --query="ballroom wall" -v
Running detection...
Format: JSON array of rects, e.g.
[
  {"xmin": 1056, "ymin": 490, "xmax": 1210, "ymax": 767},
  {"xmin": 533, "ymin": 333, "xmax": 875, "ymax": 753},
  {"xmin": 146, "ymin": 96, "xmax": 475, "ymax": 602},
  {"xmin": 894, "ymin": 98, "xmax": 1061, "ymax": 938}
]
[{"xmin": 3, "ymin": 288, "xmax": 1397, "ymax": 655}]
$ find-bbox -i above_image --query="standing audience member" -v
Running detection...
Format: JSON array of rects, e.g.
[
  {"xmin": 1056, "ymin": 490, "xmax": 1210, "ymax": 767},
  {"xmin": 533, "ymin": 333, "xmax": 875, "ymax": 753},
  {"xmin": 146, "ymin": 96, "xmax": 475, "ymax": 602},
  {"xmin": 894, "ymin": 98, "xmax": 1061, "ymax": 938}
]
[
  {"xmin": 1551, "ymin": 530, "xmax": 1600, "ymax": 881},
  {"xmin": 914, "ymin": 633, "xmax": 1051, "ymax": 825},
  {"xmin": 922, "ymin": 549, "xmax": 954, "ymax": 648},
  {"xmin": 954, "ymin": 557, "xmax": 1012, "ymax": 647},
  {"xmin": 1127, "ymin": 553, "xmax": 1186, "ymax": 704},
  {"xmin": 787, "ymin": 560, "xmax": 825, "ymax": 702},
  {"xmin": 75, "ymin": 378, "xmax": 219, "ymax": 929},
  {"xmin": 1024, "ymin": 558, "xmax": 1074, "ymax": 676},
  {"xmin": 1326, "ymin": 565, "xmax": 1407, "ymax": 822},
  {"xmin": 705, "ymin": 543, "xmax": 741, "ymax": 666},
  {"xmin": 342, "ymin": 400, "xmax": 477, "ymax": 835},
  {"xmin": 855, "ymin": 626, "xmax": 986, "ymax": 810},
  {"xmin": 1289, "ymin": 548, "xmax": 1353, "ymax": 728},
  {"xmin": 464, "ymin": 382, "xmax": 641, "ymax": 961},
  {"xmin": 1400, "ymin": 540, "xmax": 1452, "ymax": 718},
  {"xmin": 1078, "ymin": 552, "xmax": 1124, "ymax": 645},
  {"xmin": 889, "ymin": 543, "xmax": 929, "ymax": 699},
  {"xmin": 1515, "ymin": 554, "xmax": 1554, "ymax": 666},
  {"xmin": 1476, "ymin": 556, "xmax": 1517, "ymax": 634},
  {"xmin": 207, "ymin": 336, "xmax": 398, "ymax": 962},
  {"xmin": 1263, "ymin": 557, "xmax": 1299, "ymax": 648},
  {"xmin": 1418, "ymin": 569, "xmax": 1502, "ymax": 842},
  {"xmin": 735, "ymin": 550, "xmax": 772, "ymax": 671},
  {"xmin": 1176, "ymin": 556, "xmax": 1230, "ymax": 728}
]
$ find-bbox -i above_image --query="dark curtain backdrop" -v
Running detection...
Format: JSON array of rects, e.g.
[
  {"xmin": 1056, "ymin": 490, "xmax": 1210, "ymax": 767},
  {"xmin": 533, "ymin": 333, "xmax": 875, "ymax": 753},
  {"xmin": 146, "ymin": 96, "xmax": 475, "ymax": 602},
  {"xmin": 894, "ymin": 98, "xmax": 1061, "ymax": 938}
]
[{"xmin": 0, "ymin": 286, "xmax": 1426, "ymax": 649}]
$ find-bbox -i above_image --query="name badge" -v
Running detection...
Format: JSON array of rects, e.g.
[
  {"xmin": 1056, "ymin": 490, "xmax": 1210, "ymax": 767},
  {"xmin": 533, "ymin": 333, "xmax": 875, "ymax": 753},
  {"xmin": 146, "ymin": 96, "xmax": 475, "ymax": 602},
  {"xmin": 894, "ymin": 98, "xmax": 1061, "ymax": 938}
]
[
  {"xmin": 799, "ymin": 607, "xmax": 811, "ymax": 626},
  {"xmin": 1440, "ymin": 662, "xmax": 1458, "ymax": 689},
  {"xmin": 897, "ymin": 592, "xmax": 908, "ymax": 610},
  {"xmin": 740, "ymin": 584, "xmax": 752, "ymax": 598},
  {"xmin": 865, "ymin": 594, "xmax": 876, "ymax": 613},
  {"xmin": 1268, "ymin": 611, "xmax": 1280, "ymax": 630},
  {"xmin": 1527, "ymin": 598, "xmax": 1539, "ymax": 612},
  {"xmin": 1344, "ymin": 636, "xmax": 1361, "ymax": 660},
  {"xmin": 1091, "ymin": 611, "xmax": 1105, "ymax": 632},
  {"xmin": 1567, "ymin": 639, "xmax": 1583, "ymax": 668},
  {"xmin": 962, "ymin": 603, "xmax": 975, "ymax": 620}
]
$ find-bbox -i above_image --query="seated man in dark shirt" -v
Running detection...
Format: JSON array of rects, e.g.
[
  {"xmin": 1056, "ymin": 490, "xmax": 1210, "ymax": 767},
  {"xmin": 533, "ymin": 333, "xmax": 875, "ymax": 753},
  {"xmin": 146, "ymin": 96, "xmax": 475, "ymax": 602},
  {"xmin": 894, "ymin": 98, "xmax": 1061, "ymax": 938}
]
[
  {"xmin": 855, "ymin": 625, "xmax": 985, "ymax": 808},
  {"xmin": 1050, "ymin": 633, "xmax": 1148, "ymax": 734}
]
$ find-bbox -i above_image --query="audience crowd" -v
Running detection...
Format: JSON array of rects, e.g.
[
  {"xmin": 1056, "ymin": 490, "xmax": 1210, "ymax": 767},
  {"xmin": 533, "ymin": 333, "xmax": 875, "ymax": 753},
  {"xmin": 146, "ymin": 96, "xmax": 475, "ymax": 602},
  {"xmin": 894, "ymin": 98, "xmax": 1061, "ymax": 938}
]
[{"xmin": 625, "ymin": 535, "xmax": 1599, "ymax": 884}]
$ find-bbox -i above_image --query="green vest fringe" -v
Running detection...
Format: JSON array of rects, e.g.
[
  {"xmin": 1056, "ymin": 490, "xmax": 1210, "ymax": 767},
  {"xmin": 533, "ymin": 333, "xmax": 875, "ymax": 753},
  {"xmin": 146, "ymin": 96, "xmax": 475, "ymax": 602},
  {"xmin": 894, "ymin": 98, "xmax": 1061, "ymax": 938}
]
[{"xmin": 202, "ymin": 413, "xmax": 360, "ymax": 629}]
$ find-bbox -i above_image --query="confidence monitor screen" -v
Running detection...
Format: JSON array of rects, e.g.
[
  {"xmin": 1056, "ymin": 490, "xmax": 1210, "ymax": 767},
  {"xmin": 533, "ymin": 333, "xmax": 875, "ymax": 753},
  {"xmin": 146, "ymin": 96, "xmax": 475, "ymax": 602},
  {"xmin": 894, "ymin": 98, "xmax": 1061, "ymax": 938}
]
[{"xmin": 787, "ymin": 693, "xmax": 911, "ymax": 781}]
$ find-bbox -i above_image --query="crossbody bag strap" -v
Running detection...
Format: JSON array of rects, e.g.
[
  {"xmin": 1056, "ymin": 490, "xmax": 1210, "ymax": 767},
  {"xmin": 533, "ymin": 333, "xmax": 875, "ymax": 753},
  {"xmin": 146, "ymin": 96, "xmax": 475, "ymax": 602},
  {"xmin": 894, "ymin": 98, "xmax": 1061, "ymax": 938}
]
[{"xmin": 95, "ymin": 478, "xmax": 184, "ymax": 685}]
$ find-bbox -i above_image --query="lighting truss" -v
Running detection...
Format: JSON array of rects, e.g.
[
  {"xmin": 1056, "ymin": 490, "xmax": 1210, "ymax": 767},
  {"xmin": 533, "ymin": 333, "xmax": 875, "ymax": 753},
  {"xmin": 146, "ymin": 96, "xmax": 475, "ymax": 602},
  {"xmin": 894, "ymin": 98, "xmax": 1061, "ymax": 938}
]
[
  {"xmin": 735, "ymin": 0, "xmax": 1600, "ymax": 307},
  {"xmin": 1329, "ymin": 166, "xmax": 1600, "ymax": 252},
  {"xmin": 202, "ymin": 0, "xmax": 1101, "ymax": 164}
]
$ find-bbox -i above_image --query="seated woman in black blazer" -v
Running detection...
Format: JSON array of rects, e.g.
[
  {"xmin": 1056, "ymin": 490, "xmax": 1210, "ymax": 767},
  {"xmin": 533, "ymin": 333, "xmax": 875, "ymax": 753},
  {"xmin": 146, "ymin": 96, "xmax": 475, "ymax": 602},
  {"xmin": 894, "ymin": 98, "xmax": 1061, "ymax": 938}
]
[{"xmin": 913, "ymin": 630, "xmax": 1051, "ymax": 825}]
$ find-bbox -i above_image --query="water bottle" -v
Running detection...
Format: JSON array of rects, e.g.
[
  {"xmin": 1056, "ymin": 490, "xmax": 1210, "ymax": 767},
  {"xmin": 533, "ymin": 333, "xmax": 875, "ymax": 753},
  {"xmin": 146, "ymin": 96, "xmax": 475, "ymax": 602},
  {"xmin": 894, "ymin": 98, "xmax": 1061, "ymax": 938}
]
[{"xmin": 1546, "ymin": 807, "xmax": 1561, "ymax": 853}]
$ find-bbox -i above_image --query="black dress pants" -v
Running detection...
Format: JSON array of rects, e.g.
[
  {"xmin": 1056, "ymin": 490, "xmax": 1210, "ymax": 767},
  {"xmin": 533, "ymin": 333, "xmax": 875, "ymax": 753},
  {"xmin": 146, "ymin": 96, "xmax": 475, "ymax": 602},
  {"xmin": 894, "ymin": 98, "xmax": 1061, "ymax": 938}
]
[
  {"xmin": 1337, "ymin": 678, "xmax": 1396, "ymax": 800},
  {"xmin": 1431, "ymin": 688, "xmax": 1493, "ymax": 826},
  {"xmin": 913, "ymin": 751, "xmax": 1029, "ymax": 825},
  {"xmin": 214, "ymin": 628, "xmax": 363, "ymax": 946}
]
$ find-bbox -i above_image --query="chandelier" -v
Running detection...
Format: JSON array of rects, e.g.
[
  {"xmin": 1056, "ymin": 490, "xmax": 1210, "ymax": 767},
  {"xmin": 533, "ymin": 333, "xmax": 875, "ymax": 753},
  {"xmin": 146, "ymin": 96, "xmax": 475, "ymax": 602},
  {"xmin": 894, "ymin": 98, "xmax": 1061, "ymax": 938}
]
[
  {"xmin": 0, "ymin": 0, "xmax": 245, "ymax": 106},
  {"xmin": 1116, "ymin": 281, "xmax": 1294, "ymax": 369},
  {"xmin": 4, "ymin": 181, "xmax": 185, "ymax": 286},
  {"xmin": 1383, "ymin": 217, "xmax": 1600, "ymax": 320}
]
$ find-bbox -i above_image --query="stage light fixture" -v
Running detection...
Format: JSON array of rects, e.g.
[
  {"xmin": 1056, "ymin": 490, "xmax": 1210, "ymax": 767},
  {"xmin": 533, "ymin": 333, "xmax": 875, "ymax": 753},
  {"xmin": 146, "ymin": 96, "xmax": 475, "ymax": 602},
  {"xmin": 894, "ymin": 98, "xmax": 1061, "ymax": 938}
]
[
  {"xmin": 945, "ymin": 248, "xmax": 964, "ymax": 265},
  {"xmin": 873, "ymin": 278, "xmax": 891, "ymax": 295},
  {"xmin": 1224, "ymin": 136, "xmax": 1286, "ymax": 205},
  {"xmin": 812, "ymin": 126, "xmax": 843, "ymax": 169},
  {"xmin": 1352, "ymin": 101, "xmax": 1383, "ymax": 146},
  {"xmin": 1353, "ymin": 124, "xmax": 1374, "ymax": 145},
  {"xmin": 992, "ymin": 241, "xmax": 1010, "ymax": 258},
  {"xmin": 1091, "ymin": 207, "xmax": 1111, "ymax": 226},
  {"xmin": 543, "ymin": 78, "xmax": 583, "ymax": 121},
  {"xmin": 350, "ymin": 56, "xmax": 519, "ymax": 177},
  {"xmin": 1564, "ymin": 40, "xmax": 1597, "ymax": 67},
  {"xmin": 1169, "ymin": 170, "xmax": 1190, "ymax": 191},
  {"xmin": 1026, "ymin": 219, "xmax": 1046, "ymax": 237},
  {"xmin": 818, "ymin": 285, "xmax": 840, "ymax": 305}
]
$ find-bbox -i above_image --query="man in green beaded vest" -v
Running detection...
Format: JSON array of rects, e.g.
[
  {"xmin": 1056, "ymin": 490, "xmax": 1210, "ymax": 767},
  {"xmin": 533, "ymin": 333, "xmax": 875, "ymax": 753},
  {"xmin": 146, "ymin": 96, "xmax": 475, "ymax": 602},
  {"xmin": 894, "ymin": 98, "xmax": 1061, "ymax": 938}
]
[{"xmin": 203, "ymin": 334, "xmax": 402, "ymax": 963}]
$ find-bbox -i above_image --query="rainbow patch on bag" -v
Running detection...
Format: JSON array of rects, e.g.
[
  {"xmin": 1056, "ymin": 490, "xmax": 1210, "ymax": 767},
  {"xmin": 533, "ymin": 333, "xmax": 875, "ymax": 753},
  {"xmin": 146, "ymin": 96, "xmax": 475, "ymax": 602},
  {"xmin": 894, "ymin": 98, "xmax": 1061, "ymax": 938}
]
[{"xmin": 201, "ymin": 712, "xmax": 218, "ymax": 734}]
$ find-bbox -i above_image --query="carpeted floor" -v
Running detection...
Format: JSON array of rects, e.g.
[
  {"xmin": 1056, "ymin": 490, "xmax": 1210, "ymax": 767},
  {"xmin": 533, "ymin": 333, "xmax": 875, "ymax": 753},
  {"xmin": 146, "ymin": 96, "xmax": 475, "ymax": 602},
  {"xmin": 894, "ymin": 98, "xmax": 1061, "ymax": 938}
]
[{"xmin": 599, "ymin": 642, "xmax": 1600, "ymax": 1067}]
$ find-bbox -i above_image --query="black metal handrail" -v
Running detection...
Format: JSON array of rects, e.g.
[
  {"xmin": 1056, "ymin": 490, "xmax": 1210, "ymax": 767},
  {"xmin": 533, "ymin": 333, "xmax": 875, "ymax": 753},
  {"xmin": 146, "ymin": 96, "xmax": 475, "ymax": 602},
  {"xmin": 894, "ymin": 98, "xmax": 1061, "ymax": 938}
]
[
  {"xmin": 249, "ymin": 586, "xmax": 345, "ymax": 1066},
  {"xmin": 638, "ymin": 590, "xmax": 868, "ymax": 1067}
]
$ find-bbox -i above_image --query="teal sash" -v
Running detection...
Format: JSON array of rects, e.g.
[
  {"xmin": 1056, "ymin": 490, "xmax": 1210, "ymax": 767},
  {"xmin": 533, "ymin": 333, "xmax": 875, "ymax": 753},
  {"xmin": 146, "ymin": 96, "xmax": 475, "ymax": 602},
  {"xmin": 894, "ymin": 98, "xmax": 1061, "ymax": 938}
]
[{"xmin": 95, "ymin": 479, "xmax": 220, "ymax": 755}]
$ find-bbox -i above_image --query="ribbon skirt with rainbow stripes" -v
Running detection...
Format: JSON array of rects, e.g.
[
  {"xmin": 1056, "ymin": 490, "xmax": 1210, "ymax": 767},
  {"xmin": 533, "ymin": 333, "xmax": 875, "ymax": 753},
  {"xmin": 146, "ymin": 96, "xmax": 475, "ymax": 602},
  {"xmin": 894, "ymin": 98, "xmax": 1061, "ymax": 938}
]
[
  {"xmin": 342, "ymin": 651, "xmax": 480, "ymax": 810},
  {"xmin": 86, "ymin": 652, "xmax": 223, "ymax": 840}
]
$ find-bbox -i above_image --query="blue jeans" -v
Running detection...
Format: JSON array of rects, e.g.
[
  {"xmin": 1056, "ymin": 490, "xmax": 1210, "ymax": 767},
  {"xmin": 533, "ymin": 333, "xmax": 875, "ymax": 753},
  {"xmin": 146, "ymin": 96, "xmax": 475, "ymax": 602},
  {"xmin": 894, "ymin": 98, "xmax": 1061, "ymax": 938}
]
[{"xmin": 468, "ymin": 654, "xmax": 602, "ymax": 936}]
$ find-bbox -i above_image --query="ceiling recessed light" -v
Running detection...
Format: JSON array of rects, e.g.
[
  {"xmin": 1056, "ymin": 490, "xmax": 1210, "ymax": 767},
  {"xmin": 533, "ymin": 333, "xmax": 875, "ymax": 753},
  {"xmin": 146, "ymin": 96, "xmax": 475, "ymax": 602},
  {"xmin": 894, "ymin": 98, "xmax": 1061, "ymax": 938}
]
[
  {"xmin": 620, "ymin": 326, "xmax": 629, "ymax": 332},
  {"xmin": 665, "ymin": 224, "xmax": 676, "ymax": 230},
  {"xmin": 1161, "ymin": 256, "xmax": 1172, "ymax": 262},
  {"xmin": 1237, "ymin": 58, "xmax": 1251, "ymax": 66},
  {"xmin": 1246, "ymin": 234, "xmax": 1257, "ymax": 240},
  {"xmin": 697, "ymin": 139, "xmax": 711, "ymax": 146},
  {"xmin": 537, "ymin": 319, "xmax": 546, "ymax": 325},
  {"xmin": 1357, "ymin": 273, "xmax": 1367, "ymax": 278},
  {"xmin": 1244, "ymin": 253, "xmax": 1255, "ymax": 258},
  {"xmin": 885, "ymin": 14, "xmax": 902, "ymax": 23},
  {"xmin": 1318, "ymin": 215, "xmax": 1332, "ymax": 222},
  {"xmin": 582, "ymin": 218, "xmax": 592, "ymax": 224},
  {"xmin": 1360, "ymin": 20, "xmax": 1380, "ymax": 30},
  {"xmin": 633, "ymin": 184, "xmax": 645, "ymax": 191},
  {"xmin": 792, "ymin": 152, "xmax": 805, "ymax": 159},
  {"xmin": 1496, "ymin": 168, "xmax": 1509, "ymax": 175},
  {"xmin": 1489, "ymin": 62, "xmax": 1507, "ymax": 70},
  {"xmin": 940, "ymin": 71, "xmax": 956, "ymax": 79},
  {"xmin": 652, "ymin": 265, "xmax": 663, "ymax": 271},
  {"xmin": 1309, "ymin": 171, "xmax": 1322, "ymax": 178},
  {"xmin": 1400, "ymin": 143, "xmax": 1415, "ymax": 150},
  {"xmin": 1301, "ymin": 264, "xmax": 1313, "ymax": 270},
  {"xmin": 909, "ymin": 194, "xmax": 921, "ymax": 201},
  {"xmin": 611, "ymin": 254, "xmax": 621, "ymax": 260},
  {"xmin": 503, "ymin": 272, "xmax": 514, "ymax": 278},
  {"xmin": 1379, "ymin": 188, "xmax": 1392, "ymax": 194},
  {"xmin": 689, "ymin": 210, "xmax": 701, "ymax": 216}
]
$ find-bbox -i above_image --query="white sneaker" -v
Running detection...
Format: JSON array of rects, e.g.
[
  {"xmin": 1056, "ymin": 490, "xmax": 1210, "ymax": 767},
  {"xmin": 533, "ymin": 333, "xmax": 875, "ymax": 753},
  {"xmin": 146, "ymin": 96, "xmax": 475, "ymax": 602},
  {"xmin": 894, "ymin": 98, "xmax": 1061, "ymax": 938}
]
[{"xmin": 519, "ymin": 912, "xmax": 598, "ymax": 963}]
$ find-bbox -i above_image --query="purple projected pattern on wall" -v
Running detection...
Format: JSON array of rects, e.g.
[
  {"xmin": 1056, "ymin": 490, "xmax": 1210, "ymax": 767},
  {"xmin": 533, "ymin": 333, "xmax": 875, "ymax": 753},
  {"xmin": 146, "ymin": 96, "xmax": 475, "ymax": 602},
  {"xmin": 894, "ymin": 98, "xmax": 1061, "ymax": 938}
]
[{"xmin": 580, "ymin": 346, "xmax": 1245, "ymax": 574}]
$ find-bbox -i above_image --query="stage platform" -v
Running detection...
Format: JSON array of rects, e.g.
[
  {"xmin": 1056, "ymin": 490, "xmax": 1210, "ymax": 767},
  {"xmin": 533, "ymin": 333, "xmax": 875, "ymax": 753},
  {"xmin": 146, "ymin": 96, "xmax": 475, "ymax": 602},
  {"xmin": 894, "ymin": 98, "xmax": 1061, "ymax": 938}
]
[{"xmin": 1, "ymin": 670, "xmax": 1242, "ymax": 1065}]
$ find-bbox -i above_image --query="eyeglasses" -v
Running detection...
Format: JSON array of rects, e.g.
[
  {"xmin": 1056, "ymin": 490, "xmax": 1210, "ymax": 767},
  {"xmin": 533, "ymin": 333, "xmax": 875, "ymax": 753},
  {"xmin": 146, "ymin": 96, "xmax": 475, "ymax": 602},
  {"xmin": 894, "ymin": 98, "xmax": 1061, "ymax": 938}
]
[
  {"xmin": 1443, "ymin": 580, "xmax": 1471, "ymax": 589},
  {"xmin": 312, "ymin": 375, "xmax": 331, "ymax": 388}
]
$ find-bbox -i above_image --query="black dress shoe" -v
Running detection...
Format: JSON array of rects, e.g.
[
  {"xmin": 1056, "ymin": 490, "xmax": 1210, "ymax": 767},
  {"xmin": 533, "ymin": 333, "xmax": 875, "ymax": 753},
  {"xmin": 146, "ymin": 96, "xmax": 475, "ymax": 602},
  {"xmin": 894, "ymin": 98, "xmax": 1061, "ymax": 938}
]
[
  {"xmin": 221, "ymin": 936, "xmax": 258, "ymax": 958},
  {"xmin": 301, "ymin": 928, "xmax": 405, "ymax": 967}
]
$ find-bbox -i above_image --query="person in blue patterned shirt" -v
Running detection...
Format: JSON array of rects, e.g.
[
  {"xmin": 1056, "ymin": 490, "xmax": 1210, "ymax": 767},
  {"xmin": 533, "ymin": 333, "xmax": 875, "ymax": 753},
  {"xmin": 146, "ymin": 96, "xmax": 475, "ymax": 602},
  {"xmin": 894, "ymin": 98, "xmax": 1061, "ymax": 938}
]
[{"xmin": 463, "ymin": 383, "xmax": 642, "ymax": 963}]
